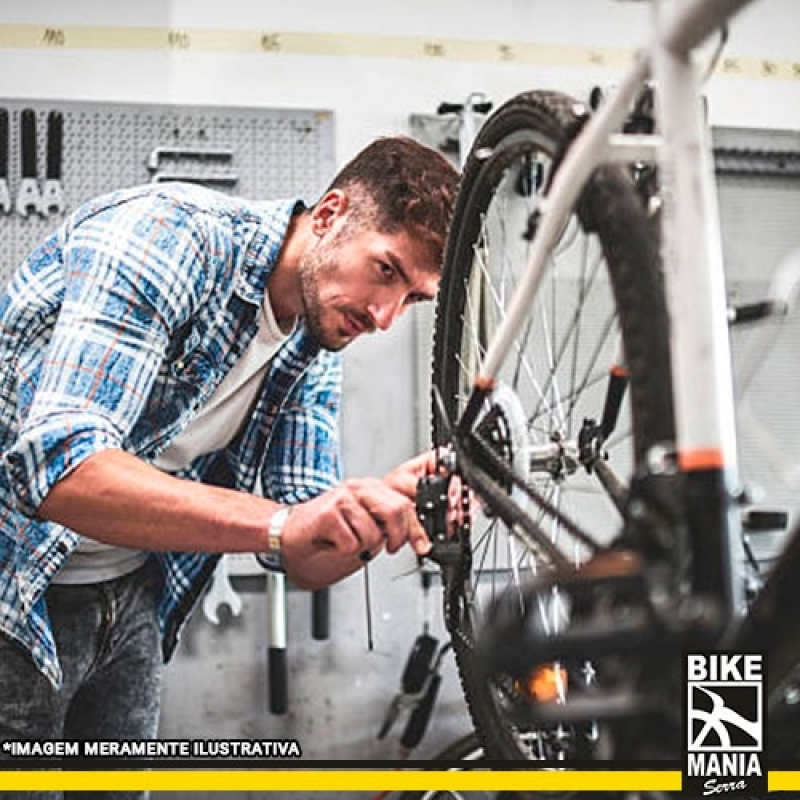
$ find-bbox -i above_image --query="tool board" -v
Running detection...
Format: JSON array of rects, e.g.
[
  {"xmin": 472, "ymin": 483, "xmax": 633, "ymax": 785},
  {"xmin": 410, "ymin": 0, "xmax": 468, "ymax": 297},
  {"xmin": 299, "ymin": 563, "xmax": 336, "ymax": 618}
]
[{"xmin": 0, "ymin": 99, "xmax": 335, "ymax": 287}]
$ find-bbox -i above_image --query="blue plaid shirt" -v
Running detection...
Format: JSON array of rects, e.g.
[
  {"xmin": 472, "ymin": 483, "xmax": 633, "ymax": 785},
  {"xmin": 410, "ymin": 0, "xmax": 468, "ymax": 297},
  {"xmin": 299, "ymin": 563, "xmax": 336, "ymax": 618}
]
[{"xmin": 0, "ymin": 182, "xmax": 342, "ymax": 688}]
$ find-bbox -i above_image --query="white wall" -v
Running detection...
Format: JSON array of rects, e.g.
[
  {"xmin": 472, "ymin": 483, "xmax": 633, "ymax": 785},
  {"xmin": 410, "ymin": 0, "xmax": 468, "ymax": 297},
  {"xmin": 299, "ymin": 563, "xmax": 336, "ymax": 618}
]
[
  {"xmin": 0, "ymin": 0, "xmax": 800, "ymax": 474},
  {"xmin": 3, "ymin": 0, "xmax": 798, "ymax": 479}
]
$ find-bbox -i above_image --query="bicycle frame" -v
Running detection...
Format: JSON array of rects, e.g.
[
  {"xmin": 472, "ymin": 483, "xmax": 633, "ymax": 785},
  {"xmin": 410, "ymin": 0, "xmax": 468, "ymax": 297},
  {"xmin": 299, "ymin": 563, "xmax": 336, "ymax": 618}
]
[{"xmin": 466, "ymin": 0, "xmax": 759, "ymax": 628}]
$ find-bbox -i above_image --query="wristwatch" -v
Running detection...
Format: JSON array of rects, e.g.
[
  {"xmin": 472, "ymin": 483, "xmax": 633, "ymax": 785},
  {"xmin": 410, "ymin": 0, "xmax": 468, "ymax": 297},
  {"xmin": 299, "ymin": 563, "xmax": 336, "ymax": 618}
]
[{"xmin": 256, "ymin": 506, "xmax": 290, "ymax": 573}]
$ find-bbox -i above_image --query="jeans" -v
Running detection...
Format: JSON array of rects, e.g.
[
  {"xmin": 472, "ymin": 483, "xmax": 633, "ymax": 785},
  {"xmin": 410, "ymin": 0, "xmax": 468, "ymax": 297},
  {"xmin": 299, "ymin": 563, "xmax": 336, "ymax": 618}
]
[{"xmin": 0, "ymin": 559, "xmax": 163, "ymax": 800}]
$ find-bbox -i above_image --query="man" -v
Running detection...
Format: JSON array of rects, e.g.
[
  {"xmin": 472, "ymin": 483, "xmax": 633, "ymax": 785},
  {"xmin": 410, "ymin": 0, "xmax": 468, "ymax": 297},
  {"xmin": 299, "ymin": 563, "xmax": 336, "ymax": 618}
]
[{"xmin": 0, "ymin": 136, "xmax": 459, "ymax": 751}]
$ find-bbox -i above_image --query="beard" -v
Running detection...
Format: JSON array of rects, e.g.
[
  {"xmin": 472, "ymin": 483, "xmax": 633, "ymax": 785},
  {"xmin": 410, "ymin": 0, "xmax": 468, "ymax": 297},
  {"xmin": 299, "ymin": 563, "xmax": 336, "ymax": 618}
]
[{"xmin": 297, "ymin": 233, "xmax": 354, "ymax": 352}]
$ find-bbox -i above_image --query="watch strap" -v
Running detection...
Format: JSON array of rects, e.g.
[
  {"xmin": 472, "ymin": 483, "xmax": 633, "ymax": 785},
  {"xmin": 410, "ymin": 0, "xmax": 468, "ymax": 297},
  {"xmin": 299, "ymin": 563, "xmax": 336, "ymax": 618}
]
[{"xmin": 256, "ymin": 506, "xmax": 290, "ymax": 573}]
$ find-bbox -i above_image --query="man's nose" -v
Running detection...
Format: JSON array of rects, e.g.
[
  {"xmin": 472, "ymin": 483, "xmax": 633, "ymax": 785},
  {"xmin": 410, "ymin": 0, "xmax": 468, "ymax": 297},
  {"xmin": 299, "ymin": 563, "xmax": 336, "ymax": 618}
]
[{"xmin": 367, "ymin": 296, "xmax": 404, "ymax": 331}]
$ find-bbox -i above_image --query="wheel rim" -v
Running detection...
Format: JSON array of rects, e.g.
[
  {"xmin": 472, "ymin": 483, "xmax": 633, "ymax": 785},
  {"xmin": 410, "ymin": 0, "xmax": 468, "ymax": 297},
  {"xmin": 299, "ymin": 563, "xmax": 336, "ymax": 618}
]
[{"xmin": 440, "ymin": 130, "xmax": 637, "ymax": 761}]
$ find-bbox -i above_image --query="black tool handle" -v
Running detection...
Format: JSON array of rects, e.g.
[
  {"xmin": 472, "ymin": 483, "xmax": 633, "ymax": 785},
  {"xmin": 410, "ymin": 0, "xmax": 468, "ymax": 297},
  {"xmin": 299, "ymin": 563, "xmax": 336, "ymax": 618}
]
[
  {"xmin": 437, "ymin": 100, "xmax": 492, "ymax": 115},
  {"xmin": 400, "ymin": 674, "xmax": 442, "ymax": 751},
  {"xmin": 311, "ymin": 588, "xmax": 330, "ymax": 640},
  {"xmin": 600, "ymin": 369, "xmax": 629, "ymax": 440},
  {"xmin": 46, "ymin": 110, "xmax": 63, "ymax": 181},
  {"xmin": 268, "ymin": 647, "xmax": 288, "ymax": 715},
  {"xmin": 0, "ymin": 109, "xmax": 8, "ymax": 179},
  {"xmin": 20, "ymin": 109, "xmax": 37, "ymax": 179},
  {"xmin": 401, "ymin": 633, "xmax": 439, "ymax": 695}
]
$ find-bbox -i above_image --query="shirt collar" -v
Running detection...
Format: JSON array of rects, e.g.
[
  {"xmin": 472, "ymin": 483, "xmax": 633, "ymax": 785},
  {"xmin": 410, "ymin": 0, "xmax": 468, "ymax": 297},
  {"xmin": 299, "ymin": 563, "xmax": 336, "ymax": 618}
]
[{"xmin": 236, "ymin": 198, "xmax": 305, "ymax": 305}]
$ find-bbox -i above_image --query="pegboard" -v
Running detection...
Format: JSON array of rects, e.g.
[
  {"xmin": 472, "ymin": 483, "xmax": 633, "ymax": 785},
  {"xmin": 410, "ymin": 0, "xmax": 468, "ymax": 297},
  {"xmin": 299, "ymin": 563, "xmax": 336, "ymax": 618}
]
[{"xmin": 0, "ymin": 99, "xmax": 335, "ymax": 287}]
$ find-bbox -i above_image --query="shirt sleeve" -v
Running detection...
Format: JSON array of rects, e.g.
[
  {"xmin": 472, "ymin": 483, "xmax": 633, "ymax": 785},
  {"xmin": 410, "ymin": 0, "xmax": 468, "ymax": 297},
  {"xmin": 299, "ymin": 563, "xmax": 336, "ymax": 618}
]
[
  {"xmin": 5, "ymin": 193, "xmax": 214, "ymax": 516},
  {"xmin": 262, "ymin": 350, "xmax": 343, "ymax": 504}
]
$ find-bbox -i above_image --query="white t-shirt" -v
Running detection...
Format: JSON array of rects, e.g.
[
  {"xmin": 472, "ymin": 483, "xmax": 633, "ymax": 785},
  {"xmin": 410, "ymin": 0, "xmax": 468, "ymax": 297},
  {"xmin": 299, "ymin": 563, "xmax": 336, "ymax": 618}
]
[{"xmin": 52, "ymin": 294, "xmax": 292, "ymax": 585}]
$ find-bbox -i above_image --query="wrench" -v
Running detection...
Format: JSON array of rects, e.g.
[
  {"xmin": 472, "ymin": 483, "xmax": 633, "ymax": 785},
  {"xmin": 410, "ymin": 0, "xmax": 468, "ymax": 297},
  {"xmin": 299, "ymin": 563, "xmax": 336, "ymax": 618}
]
[
  {"xmin": 42, "ymin": 110, "xmax": 65, "ymax": 216},
  {"xmin": 0, "ymin": 108, "xmax": 10, "ymax": 215},
  {"xmin": 203, "ymin": 556, "xmax": 243, "ymax": 625},
  {"xmin": 16, "ymin": 108, "xmax": 42, "ymax": 218}
]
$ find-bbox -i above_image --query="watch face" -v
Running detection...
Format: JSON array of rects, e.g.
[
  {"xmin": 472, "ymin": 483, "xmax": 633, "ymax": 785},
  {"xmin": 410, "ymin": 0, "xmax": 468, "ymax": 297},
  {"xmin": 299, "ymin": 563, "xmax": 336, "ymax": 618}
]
[{"xmin": 256, "ymin": 550, "xmax": 284, "ymax": 573}]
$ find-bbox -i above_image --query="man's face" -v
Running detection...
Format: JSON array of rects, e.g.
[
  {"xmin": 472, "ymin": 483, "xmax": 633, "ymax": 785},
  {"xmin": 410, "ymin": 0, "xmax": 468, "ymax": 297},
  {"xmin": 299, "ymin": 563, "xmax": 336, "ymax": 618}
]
[{"xmin": 298, "ymin": 216, "xmax": 439, "ymax": 352}]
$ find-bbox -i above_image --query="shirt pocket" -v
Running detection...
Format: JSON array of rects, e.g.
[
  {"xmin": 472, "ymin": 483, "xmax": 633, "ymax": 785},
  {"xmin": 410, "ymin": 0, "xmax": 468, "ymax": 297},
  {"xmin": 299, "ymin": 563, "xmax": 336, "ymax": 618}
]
[{"xmin": 169, "ymin": 328, "xmax": 215, "ymax": 388}]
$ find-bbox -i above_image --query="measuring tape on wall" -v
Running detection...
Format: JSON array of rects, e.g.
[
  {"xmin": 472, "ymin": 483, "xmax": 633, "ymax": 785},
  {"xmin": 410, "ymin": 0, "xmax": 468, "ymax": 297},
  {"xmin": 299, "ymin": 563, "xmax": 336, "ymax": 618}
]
[{"xmin": 1, "ymin": 23, "xmax": 799, "ymax": 81}]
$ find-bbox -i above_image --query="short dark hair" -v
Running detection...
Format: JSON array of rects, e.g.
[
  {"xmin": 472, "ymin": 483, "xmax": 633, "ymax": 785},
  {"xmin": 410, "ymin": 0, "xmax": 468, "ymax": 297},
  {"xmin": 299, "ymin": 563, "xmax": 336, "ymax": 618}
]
[{"xmin": 325, "ymin": 136, "xmax": 459, "ymax": 272}]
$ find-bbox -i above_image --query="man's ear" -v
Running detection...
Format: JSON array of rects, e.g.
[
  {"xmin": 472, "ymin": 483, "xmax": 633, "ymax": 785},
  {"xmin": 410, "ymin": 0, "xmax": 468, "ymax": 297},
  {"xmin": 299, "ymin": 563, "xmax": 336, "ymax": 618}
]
[{"xmin": 311, "ymin": 189, "xmax": 349, "ymax": 236}]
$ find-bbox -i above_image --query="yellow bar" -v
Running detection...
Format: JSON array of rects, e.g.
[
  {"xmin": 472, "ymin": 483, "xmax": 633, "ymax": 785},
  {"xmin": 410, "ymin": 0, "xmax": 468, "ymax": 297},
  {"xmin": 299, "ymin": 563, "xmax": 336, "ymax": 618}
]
[
  {"xmin": 1, "ymin": 770, "xmax": 682, "ymax": 792},
  {"xmin": 0, "ymin": 23, "xmax": 796, "ymax": 80},
  {"xmin": 769, "ymin": 772, "xmax": 800, "ymax": 791}
]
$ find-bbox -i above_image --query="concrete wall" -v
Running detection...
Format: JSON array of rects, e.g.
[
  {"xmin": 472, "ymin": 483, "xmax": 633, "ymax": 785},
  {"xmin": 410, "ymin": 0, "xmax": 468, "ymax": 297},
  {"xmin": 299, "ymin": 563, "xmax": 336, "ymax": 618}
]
[{"xmin": 2, "ymin": 0, "xmax": 800, "ymax": 785}]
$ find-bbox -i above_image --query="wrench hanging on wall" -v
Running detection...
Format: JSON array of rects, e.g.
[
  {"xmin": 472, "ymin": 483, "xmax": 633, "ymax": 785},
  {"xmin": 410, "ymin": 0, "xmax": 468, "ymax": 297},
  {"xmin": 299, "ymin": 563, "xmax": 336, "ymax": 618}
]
[
  {"xmin": 0, "ymin": 109, "xmax": 10, "ymax": 215},
  {"xmin": 16, "ymin": 108, "xmax": 42, "ymax": 218},
  {"xmin": 43, "ymin": 110, "xmax": 65, "ymax": 217},
  {"xmin": 202, "ymin": 556, "xmax": 243, "ymax": 626}
]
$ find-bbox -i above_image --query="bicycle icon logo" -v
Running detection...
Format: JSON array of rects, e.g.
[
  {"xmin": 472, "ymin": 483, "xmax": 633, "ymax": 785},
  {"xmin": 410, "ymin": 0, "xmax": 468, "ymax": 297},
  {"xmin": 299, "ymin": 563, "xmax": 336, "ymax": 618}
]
[
  {"xmin": 689, "ymin": 685, "xmax": 762, "ymax": 750},
  {"xmin": 683, "ymin": 653, "xmax": 766, "ymax": 797}
]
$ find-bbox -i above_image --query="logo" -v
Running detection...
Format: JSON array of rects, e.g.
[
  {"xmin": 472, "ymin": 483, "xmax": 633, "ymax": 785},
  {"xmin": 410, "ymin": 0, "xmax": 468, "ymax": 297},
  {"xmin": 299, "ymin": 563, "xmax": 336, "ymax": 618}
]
[{"xmin": 684, "ymin": 652, "xmax": 767, "ymax": 797}]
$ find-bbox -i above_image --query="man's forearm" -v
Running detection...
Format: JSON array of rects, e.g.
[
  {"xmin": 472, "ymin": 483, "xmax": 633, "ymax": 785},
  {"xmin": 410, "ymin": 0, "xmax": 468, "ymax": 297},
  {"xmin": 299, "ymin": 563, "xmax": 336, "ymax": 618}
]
[{"xmin": 38, "ymin": 449, "xmax": 277, "ymax": 553}]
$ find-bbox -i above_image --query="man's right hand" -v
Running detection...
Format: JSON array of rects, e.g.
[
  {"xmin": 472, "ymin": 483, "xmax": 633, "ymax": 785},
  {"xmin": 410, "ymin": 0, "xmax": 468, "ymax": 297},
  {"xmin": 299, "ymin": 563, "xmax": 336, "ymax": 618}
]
[{"xmin": 278, "ymin": 478, "xmax": 427, "ymax": 590}]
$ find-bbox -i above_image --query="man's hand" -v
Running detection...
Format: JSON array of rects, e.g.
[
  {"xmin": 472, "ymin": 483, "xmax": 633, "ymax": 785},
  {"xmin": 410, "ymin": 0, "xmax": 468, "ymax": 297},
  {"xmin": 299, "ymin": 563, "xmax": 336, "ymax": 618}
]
[
  {"xmin": 383, "ymin": 449, "xmax": 440, "ymax": 498},
  {"xmin": 384, "ymin": 449, "xmax": 472, "ymax": 540},
  {"xmin": 279, "ymin": 477, "xmax": 429, "ymax": 590}
]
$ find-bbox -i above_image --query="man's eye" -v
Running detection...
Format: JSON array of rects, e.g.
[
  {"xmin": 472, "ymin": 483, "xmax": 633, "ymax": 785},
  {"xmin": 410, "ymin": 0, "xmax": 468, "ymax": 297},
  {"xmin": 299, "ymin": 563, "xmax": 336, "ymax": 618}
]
[{"xmin": 379, "ymin": 262, "xmax": 395, "ymax": 279}]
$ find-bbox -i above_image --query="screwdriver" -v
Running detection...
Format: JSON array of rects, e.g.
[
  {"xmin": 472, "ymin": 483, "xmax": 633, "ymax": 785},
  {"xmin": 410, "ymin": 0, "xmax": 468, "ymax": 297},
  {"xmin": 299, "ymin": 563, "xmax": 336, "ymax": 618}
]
[{"xmin": 360, "ymin": 549, "xmax": 374, "ymax": 651}]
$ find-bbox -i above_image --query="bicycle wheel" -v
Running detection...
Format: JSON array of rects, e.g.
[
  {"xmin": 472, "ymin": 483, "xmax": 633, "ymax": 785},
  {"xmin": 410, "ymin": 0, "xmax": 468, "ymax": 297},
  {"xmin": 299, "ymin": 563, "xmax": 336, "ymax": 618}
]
[
  {"xmin": 394, "ymin": 733, "xmax": 584, "ymax": 800},
  {"xmin": 395, "ymin": 732, "xmax": 488, "ymax": 800},
  {"xmin": 733, "ymin": 522, "xmax": 800, "ymax": 760},
  {"xmin": 431, "ymin": 90, "xmax": 675, "ymax": 760}
]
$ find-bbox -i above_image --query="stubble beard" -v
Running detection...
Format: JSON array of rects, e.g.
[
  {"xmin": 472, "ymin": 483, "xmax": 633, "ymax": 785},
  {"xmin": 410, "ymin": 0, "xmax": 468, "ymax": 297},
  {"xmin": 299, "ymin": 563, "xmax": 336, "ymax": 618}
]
[{"xmin": 298, "ymin": 241, "xmax": 347, "ymax": 352}]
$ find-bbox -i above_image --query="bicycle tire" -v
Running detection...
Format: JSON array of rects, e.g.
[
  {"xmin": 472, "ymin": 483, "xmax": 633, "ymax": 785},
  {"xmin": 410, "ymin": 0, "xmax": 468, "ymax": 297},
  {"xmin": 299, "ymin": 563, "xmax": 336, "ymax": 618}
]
[
  {"xmin": 430, "ymin": 90, "xmax": 675, "ymax": 761},
  {"xmin": 733, "ymin": 525, "xmax": 800, "ymax": 760},
  {"xmin": 394, "ymin": 733, "xmax": 587, "ymax": 800},
  {"xmin": 394, "ymin": 732, "xmax": 487, "ymax": 800}
]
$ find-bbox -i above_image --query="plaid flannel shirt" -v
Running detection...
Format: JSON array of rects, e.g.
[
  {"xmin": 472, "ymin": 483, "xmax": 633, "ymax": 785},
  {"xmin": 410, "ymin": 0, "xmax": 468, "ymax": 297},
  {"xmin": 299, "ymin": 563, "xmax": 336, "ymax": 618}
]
[{"xmin": 0, "ymin": 183, "xmax": 342, "ymax": 688}]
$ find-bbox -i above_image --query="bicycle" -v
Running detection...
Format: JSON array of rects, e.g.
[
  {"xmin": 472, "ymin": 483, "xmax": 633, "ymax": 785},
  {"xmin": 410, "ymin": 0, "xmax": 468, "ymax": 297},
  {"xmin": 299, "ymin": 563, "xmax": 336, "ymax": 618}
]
[{"xmin": 417, "ymin": 0, "xmax": 800, "ymax": 768}]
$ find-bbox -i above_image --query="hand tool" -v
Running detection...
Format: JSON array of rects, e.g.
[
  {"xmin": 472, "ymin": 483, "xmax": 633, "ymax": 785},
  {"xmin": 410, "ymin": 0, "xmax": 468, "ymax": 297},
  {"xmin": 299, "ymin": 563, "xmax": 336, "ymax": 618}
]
[
  {"xmin": 15, "ymin": 108, "xmax": 42, "ymax": 218},
  {"xmin": 266, "ymin": 571, "xmax": 288, "ymax": 714},
  {"xmin": 42, "ymin": 110, "xmax": 65, "ymax": 216},
  {"xmin": 360, "ymin": 550, "xmax": 375, "ymax": 651},
  {"xmin": 398, "ymin": 642, "xmax": 451, "ymax": 756},
  {"xmin": 0, "ymin": 109, "xmax": 10, "ymax": 214},
  {"xmin": 378, "ymin": 631, "xmax": 439, "ymax": 739},
  {"xmin": 311, "ymin": 588, "xmax": 330, "ymax": 640},
  {"xmin": 202, "ymin": 556, "xmax": 243, "ymax": 625}
]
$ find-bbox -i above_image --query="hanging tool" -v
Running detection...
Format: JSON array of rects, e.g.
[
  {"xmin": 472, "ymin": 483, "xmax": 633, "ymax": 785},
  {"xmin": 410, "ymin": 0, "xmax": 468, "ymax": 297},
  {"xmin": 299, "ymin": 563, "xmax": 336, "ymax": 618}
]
[
  {"xmin": 378, "ymin": 562, "xmax": 449, "ymax": 754},
  {"xmin": 378, "ymin": 633, "xmax": 451, "ymax": 756},
  {"xmin": 311, "ymin": 588, "xmax": 330, "ymax": 640},
  {"xmin": 398, "ymin": 642, "xmax": 451, "ymax": 756},
  {"xmin": 436, "ymin": 92, "xmax": 493, "ymax": 169},
  {"xmin": 15, "ymin": 108, "xmax": 42, "ymax": 218},
  {"xmin": 42, "ymin": 110, "xmax": 65, "ymax": 217},
  {"xmin": 202, "ymin": 556, "xmax": 243, "ymax": 625},
  {"xmin": 362, "ymin": 551, "xmax": 374, "ymax": 651},
  {"xmin": 0, "ymin": 108, "xmax": 10, "ymax": 215},
  {"xmin": 377, "ymin": 628, "xmax": 439, "ymax": 739},
  {"xmin": 266, "ymin": 571, "xmax": 288, "ymax": 714}
]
